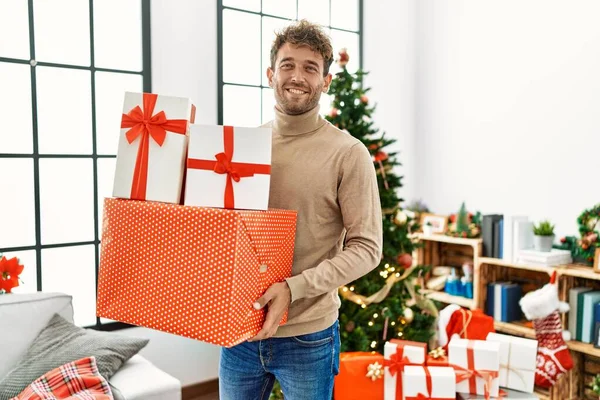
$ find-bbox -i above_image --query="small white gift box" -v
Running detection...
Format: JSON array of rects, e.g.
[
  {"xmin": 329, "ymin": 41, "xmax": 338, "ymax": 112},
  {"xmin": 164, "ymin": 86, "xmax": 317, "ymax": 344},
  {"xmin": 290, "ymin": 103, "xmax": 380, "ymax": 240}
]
[
  {"xmin": 185, "ymin": 125, "xmax": 272, "ymax": 210},
  {"xmin": 486, "ymin": 333, "xmax": 537, "ymax": 393},
  {"xmin": 448, "ymin": 337, "xmax": 501, "ymax": 398}
]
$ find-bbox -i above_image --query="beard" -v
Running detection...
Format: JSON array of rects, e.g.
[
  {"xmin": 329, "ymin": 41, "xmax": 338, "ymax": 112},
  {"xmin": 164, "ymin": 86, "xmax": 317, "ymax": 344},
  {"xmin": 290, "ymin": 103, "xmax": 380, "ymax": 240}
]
[{"xmin": 273, "ymin": 80, "xmax": 324, "ymax": 115}]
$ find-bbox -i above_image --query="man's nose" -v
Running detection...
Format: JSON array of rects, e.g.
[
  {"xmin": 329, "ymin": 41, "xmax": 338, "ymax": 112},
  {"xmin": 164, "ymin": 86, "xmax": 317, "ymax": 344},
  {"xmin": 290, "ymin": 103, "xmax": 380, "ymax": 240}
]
[{"xmin": 290, "ymin": 68, "xmax": 306, "ymax": 82}]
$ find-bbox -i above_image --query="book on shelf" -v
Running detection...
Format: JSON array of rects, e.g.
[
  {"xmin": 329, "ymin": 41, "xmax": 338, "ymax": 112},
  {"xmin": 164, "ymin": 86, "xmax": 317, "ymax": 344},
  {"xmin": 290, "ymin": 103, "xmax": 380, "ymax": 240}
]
[
  {"xmin": 502, "ymin": 215, "xmax": 529, "ymax": 263},
  {"xmin": 516, "ymin": 249, "xmax": 572, "ymax": 266},
  {"xmin": 482, "ymin": 214, "xmax": 503, "ymax": 257},
  {"xmin": 568, "ymin": 287, "xmax": 592, "ymax": 340},
  {"xmin": 487, "ymin": 282, "xmax": 522, "ymax": 322}
]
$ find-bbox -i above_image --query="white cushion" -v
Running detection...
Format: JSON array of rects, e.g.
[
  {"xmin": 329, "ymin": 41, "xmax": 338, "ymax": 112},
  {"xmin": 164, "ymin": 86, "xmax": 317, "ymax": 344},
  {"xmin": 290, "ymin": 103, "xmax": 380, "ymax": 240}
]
[
  {"xmin": 110, "ymin": 355, "xmax": 181, "ymax": 400},
  {"xmin": 0, "ymin": 292, "xmax": 73, "ymax": 380}
]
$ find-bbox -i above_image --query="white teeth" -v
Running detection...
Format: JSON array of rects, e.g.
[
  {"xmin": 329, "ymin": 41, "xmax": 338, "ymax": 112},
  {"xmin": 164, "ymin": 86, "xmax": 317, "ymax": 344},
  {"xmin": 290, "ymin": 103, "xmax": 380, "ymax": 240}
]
[{"xmin": 288, "ymin": 89, "xmax": 305, "ymax": 94}]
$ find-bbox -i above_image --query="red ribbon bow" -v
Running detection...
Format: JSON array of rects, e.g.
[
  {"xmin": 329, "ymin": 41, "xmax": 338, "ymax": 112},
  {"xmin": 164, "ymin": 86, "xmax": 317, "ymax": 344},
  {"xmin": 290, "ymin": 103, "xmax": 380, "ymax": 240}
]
[
  {"xmin": 187, "ymin": 126, "xmax": 271, "ymax": 208},
  {"xmin": 120, "ymin": 93, "xmax": 188, "ymax": 200},
  {"xmin": 384, "ymin": 345, "xmax": 417, "ymax": 400},
  {"xmin": 451, "ymin": 340, "xmax": 499, "ymax": 400}
]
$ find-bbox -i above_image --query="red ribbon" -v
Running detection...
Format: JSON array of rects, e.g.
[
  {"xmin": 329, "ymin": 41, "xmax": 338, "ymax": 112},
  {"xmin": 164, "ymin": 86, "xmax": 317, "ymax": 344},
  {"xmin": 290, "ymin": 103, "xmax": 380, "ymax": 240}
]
[
  {"xmin": 384, "ymin": 346, "xmax": 413, "ymax": 400},
  {"xmin": 120, "ymin": 93, "xmax": 188, "ymax": 200},
  {"xmin": 451, "ymin": 341, "xmax": 499, "ymax": 400},
  {"xmin": 405, "ymin": 366, "xmax": 455, "ymax": 400},
  {"xmin": 186, "ymin": 126, "xmax": 271, "ymax": 208}
]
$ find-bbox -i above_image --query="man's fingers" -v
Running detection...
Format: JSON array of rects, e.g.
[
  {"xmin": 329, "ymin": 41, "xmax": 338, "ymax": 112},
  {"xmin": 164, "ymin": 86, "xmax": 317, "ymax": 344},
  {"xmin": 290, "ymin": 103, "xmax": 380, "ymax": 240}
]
[
  {"xmin": 248, "ymin": 326, "xmax": 275, "ymax": 342},
  {"xmin": 254, "ymin": 286, "xmax": 275, "ymax": 309}
]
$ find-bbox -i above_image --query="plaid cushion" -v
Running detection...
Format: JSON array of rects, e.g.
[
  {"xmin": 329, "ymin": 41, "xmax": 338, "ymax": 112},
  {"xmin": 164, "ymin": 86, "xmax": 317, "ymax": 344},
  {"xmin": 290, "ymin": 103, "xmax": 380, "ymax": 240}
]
[{"xmin": 12, "ymin": 356, "xmax": 113, "ymax": 400}]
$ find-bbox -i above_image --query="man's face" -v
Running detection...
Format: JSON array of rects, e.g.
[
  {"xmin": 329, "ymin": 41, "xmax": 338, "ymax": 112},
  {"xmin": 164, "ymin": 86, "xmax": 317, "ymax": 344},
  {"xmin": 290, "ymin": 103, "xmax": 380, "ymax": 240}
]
[{"xmin": 267, "ymin": 43, "xmax": 332, "ymax": 115}]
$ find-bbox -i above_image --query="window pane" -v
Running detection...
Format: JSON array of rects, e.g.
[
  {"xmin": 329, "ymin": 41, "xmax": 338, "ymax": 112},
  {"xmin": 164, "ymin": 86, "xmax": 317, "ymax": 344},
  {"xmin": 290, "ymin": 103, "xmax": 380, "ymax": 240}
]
[
  {"xmin": 33, "ymin": 0, "xmax": 90, "ymax": 66},
  {"xmin": 0, "ymin": 159, "xmax": 35, "ymax": 248},
  {"xmin": 319, "ymin": 93, "xmax": 332, "ymax": 118},
  {"xmin": 36, "ymin": 66, "xmax": 92, "ymax": 154},
  {"xmin": 3, "ymin": 250, "xmax": 37, "ymax": 294},
  {"xmin": 262, "ymin": 0, "xmax": 296, "ymax": 19},
  {"xmin": 94, "ymin": 0, "xmax": 143, "ymax": 71},
  {"xmin": 262, "ymin": 88, "xmax": 276, "ymax": 124},
  {"xmin": 0, "ymin": 0, "xmax": 30, "ymax": 59},
  {"xmin": 298, "ymin": 0, "xmax": 329, "ymax": 27},
  {"xmin": 262, "ymin": 16, "xmax": 294, "ymax": 86},
  {"xmin": 95, "ymin": 72, "xmax": 143, "ymax": 155},
  {"xmin": 97, "ymin": 157, "xmax": 116, "ymax": 238},
  {"xmin": 223, "ymin": 84, "xmax": 261, "ymax": 128},
  {"xmin": 223, "ymin": 0, "xmax": 260, "ymax": 12},
  {"xmin": 0, "ymin": 62, "xmax": 32, "ymax": 153},
  {"xmin": 42, "ymin": 245, "xmax": 96, "ymax": 326},
  {"xmin": 223, "ymin": 10, "xmax": 261, "ymax": 85},
  {"xmin": 39, "ymin": 158, "xmax": 94, "ymax": 245},
  {"xmin": 330, "ymin": 29, "xmax": 360, "ymax": 74},
  {"xmin": 331, "ymin": 0, "xmax": 359, "ymax": 31}
]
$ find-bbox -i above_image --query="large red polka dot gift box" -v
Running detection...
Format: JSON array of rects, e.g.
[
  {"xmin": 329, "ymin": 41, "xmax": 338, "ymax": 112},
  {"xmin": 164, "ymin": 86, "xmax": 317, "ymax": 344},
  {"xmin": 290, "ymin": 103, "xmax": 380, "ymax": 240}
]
[
  {"xmin": 112, "ymin": 92, "xmax": 196, "ymax": 204},
  {"xmin": 96, "ymin": 198, "xmax": 298, "ymax": 347}
]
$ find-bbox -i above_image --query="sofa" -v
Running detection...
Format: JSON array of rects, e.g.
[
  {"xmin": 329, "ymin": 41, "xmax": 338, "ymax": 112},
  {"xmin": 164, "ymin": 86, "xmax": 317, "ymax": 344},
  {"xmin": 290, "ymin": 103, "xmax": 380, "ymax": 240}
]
[{"xmin": 0, "ymin": 291, "xmax": 181, "ymax": 400}]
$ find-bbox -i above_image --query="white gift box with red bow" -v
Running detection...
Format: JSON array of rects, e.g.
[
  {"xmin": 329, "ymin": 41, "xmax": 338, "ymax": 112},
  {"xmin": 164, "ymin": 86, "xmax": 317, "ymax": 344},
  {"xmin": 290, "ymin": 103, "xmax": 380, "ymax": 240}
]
[
  {"xmin": 113, "ymin": 92, "xmax": 195, "ymax": 204},
  {"xmin": 184, "ymin": 125, "xmax": 272, "ymax": 210}
]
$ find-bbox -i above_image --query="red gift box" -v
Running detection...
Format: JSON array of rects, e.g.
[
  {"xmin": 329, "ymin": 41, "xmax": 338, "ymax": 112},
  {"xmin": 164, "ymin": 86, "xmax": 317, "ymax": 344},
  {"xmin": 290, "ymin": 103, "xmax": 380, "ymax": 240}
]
[
  {"xmin": 334, "ymin": 352, "xmax": 384, "ymax": 400},
  {"xmin": 96, "ymin": 198, "xmax": 297, "ymax": 347}
]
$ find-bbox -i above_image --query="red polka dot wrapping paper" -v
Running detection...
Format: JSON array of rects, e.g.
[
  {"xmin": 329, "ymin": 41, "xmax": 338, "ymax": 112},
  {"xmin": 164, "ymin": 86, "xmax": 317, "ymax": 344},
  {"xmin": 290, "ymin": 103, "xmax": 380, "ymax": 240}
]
[{"xmin": 96, "ymin": 198, "xmax": 298, "ymax": 347}]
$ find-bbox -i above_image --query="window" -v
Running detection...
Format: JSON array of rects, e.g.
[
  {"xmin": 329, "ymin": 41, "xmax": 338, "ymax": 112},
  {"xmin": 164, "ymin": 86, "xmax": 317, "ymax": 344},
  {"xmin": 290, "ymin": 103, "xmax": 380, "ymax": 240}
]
[
  {"xmin": 0, "ymin": 0, "xmax": 151, "ymax": 329},
  {"xmin": 218, "ymin": 0, "xmax": 363, "ymax": 126}
]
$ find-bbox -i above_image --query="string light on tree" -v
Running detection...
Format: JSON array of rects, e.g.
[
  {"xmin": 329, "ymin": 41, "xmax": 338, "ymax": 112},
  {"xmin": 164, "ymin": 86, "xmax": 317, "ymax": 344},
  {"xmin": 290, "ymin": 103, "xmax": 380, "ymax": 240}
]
[{"xmin": 329, "ymin": 48, "xmax": 437, "ymax": 353}]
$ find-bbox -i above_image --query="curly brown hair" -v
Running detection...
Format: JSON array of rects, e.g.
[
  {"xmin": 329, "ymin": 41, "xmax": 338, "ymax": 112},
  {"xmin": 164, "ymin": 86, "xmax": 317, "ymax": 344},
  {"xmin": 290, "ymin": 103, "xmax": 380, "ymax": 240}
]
[{"xmin": 269, "ymin": 19, "xmax": 334, "ymax": 76}]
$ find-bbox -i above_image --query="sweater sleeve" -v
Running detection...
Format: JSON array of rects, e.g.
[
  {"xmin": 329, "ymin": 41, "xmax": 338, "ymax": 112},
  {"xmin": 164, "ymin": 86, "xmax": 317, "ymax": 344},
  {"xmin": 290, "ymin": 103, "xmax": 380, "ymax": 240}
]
[{"xmin": 285, "ymin": 142, "xmax": 383, "ymax": 302}]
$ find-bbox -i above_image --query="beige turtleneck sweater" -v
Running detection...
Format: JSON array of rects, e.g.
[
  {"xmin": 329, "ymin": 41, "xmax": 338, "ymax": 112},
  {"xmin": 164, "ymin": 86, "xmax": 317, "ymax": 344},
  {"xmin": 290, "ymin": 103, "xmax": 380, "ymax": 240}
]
[{"xmin": 262, "ymin": 105, "xmax": 383, "ymax": 337}]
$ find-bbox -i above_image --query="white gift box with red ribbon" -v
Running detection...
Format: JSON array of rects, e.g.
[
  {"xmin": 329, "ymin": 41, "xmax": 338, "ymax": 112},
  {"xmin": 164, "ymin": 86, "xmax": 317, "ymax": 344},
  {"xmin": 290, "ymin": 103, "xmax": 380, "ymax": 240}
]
[
  {"xmin": 383, "ymin": 340, "xmax": 427, "ymax": 400},
  {"xmin": 486, "ymin": 333, "xmax": 537, "ymax": 393},
  {"xmin": 402, "ymin": 365, "xmax": 457, "ymax": 400},
  {"xmin": 449, "ymin": 337, "xmax": 501, "ymax": 399},
  {"xmin": 184, "ymin": 124, "xmax": 272, "ymax": 210},
  {"xmin": 113, "ymin": 92, "xmax": 196, "ymax": 204}
]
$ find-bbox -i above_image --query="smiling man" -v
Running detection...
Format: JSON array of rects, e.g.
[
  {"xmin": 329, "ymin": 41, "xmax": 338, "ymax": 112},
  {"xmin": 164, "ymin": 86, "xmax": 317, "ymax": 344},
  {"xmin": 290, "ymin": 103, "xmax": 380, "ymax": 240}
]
[{"xmin": 219, "ymin": 20, "xmax": 383, "ymax": 400}]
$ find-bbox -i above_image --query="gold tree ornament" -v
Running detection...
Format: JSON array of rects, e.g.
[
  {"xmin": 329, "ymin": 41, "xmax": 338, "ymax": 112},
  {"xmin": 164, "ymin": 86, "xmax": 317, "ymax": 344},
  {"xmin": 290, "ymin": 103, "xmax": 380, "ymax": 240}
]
[
  {"xmin": 366, "ymin": 362, "xmax": 384, "ymax": 381},
  {"xmin": 394, "ymin": 210, "xmax": 408, "ymax": 226},
  {"xmin": 402, "ymin": 307, "xmax": 414, "ymax": 324}
]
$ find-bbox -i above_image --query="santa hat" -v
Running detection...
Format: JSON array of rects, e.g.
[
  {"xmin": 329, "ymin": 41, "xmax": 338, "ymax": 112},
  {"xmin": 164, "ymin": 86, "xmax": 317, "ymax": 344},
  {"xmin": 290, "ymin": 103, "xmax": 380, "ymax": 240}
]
[
  {"xmin": 519, "ymin": 271, "xmax": 569, "ymax": 320},
  {"xmin": 437, "ymin": 304, "xmax": 462, "ymax": 347}
]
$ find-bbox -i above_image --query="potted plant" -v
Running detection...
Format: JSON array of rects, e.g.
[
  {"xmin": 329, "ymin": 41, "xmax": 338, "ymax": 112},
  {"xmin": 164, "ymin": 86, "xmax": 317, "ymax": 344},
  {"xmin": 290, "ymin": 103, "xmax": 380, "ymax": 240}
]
[{"xmin": 533, "ymin": 220, "xmax": 555, "ymax": 252}]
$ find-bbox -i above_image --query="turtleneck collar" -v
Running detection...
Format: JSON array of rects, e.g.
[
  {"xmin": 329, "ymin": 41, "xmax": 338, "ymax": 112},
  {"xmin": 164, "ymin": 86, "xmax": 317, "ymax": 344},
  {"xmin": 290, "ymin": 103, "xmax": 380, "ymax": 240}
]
[{"xmin": 271, "ymin": 104, "xmax": 327, "ymax": 136}]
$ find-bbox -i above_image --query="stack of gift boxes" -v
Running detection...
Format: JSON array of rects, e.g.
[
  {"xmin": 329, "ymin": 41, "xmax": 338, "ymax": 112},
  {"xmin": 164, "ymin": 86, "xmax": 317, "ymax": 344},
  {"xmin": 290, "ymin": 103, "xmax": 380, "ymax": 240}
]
[
  {"xmin": 96, "ymin": 91, "xmax": 298, "ymax": 347},
  {"xmin": 334, "ymin": 329, "xmax": 539, "ymax": 400}
]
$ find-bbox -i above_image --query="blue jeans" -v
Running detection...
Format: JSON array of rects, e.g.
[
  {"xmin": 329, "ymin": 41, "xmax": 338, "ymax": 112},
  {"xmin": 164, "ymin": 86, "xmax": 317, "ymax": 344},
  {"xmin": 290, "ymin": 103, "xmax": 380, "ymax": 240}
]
[{"xmin": 219, "ymin": 321, "xmax": 340, "ymax": 400}]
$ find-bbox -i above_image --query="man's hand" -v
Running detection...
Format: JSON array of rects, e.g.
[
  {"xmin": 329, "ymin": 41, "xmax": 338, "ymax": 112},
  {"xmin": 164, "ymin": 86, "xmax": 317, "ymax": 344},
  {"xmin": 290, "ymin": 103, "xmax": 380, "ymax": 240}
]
[{"xmin": 248, "ymin": 281, "xmax": 291, "ymax": 341}]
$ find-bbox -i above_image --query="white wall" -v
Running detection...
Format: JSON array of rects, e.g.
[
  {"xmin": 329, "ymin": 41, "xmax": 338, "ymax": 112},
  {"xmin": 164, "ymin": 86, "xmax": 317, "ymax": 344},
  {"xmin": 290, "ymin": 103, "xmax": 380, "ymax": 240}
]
[
  {"xmin": 129, "ymin": 0, "xmax": 600, "ymax": 387},
  {"xmin": 363, "ymin": 0, "xmax": 418, "ymax": 204},
  {"xmin": 367, "ymin": 0, "xmax": 600, "ymax": 239},
  {"xmin": 117, "ymin": 0, "xmax": 221, "ymax": 387}
]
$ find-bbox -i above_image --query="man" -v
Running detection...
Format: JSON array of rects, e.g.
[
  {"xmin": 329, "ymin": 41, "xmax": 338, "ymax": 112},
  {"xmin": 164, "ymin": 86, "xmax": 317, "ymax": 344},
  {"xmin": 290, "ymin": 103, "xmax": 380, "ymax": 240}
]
[{"xmin": 219, "ymin": 20, "xmax": 383, "ymax": 400}]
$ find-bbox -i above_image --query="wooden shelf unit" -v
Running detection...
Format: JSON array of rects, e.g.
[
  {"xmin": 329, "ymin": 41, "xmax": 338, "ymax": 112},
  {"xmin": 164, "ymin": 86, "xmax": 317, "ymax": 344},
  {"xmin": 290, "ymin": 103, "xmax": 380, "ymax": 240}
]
[
  {"xmin": 413, "ymin": 233, "xmax": 600, "ymax": 399},
  {"xmin": 421, "ymin": 289, "xmax": 475, "ymax": 309},
  {"xmin": 477, "ymin": 257, "xmax": 600, "ymax": 400},
  {"xmin": 411, "ymin": 233, "xmax": 481, "ymax": 309}
]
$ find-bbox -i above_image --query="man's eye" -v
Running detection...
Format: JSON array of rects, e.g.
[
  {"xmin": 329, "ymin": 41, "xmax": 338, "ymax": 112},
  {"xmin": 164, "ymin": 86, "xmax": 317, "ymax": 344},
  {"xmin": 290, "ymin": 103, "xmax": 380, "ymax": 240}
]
[
  {"xmin": 281, "ymin": 63, "xmax": 292, "ymax": 69},
  {"xmin": 306, "ymin": 66, "xmax": 317, "ymax": 72}
]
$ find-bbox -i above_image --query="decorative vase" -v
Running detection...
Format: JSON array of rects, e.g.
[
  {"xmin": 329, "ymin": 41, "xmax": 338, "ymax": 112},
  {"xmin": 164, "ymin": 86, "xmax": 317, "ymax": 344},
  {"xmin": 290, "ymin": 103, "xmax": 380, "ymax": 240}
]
[
  {"xmin": 423, "ymin": 225, "xmax": 434, "ymax": 235},
  {"xmin": 534, "ymin": 234, "xmax": 555, "ymax": 252}
]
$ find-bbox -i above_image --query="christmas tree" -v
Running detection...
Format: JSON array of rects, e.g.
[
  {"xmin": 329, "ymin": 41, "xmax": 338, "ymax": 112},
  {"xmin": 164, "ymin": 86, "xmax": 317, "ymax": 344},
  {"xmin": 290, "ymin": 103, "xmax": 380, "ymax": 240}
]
[{"xmin": 325, "ymin": 49, "xmax": 437, "ymax": 353}]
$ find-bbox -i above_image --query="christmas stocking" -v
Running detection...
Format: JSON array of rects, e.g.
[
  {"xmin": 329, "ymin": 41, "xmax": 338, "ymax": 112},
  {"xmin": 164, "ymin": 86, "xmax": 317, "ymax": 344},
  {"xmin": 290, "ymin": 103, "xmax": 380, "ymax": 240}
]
[{"xmin": 519, "ymin": 272, "xmax": 573, "ymax": 388}]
